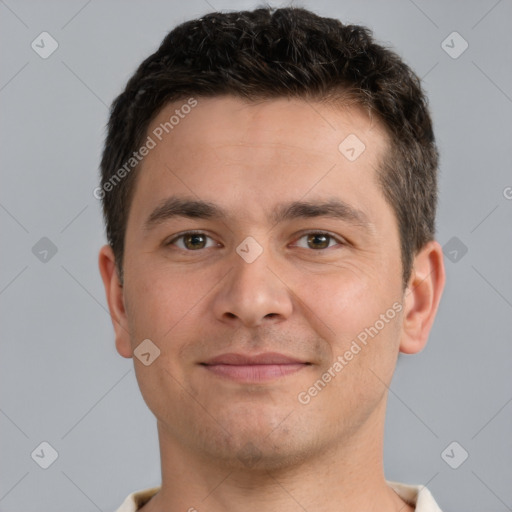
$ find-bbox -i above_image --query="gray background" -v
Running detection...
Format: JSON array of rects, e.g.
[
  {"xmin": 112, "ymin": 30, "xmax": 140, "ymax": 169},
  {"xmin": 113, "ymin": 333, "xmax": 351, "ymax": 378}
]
[{"xmin": 1, "ymin": 0, "xmax": 511, "ymax": 511}]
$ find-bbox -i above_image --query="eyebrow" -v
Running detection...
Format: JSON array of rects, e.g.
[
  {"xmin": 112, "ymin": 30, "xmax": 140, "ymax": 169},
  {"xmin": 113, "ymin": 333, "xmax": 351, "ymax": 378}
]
[{"xmin": 144, "ymin": 196, "xmax": 372, "ymax": 232}]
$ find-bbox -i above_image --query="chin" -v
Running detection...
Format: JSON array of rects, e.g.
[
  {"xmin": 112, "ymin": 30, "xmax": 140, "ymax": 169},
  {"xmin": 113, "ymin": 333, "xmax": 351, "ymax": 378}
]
[{"xmin": 194, "ymin": 415, "xmax": 321, "ymax": 473}]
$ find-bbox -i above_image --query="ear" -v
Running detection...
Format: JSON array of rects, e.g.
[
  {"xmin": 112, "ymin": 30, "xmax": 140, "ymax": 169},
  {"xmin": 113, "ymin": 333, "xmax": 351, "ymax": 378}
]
[
  {"xmin": 98, "ymin": 245, "xmax": 132, "ymax": 358},
  {"xmin": 400, "ymin": 240, "xmax": 445, "ymax": 354}
]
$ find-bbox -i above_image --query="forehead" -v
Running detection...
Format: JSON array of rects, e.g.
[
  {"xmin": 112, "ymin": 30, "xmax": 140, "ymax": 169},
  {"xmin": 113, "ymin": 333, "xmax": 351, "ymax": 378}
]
[
  {"xmin": 128, "ymin": 95, "xmax": 393, "ymax": 230},
  {"xmin": 147, "ymin": 95, "xmax": 387, "ymax": 161}
]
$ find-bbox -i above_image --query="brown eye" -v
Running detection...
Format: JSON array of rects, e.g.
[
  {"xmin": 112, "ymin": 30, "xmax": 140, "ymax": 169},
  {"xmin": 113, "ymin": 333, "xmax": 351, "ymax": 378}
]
[
  {"xmin": 168, "ymin": 232, "xmax": 217, "ymax": 251},
  {"xmin": 293, "ymin": 232, "xmax": 343, "ymax": 250},
  {"xmin": 183, "ymin": 233, "xmax": 207, "ymax": 250},
  {"xmin": 307, "ymin": 233, "xmax": 330, "ymax": 249}
]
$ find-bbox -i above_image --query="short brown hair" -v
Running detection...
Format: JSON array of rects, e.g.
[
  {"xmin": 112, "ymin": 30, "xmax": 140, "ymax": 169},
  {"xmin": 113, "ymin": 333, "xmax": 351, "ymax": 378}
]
[{"xmin": 100, "ymin": 6, "xmax": 439, "ymax": 286}]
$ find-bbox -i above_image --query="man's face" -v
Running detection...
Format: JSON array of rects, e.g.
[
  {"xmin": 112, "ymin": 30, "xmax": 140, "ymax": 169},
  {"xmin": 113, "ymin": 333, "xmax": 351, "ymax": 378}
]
[{"xmin": 118, "ymin": 96, "xmax": 406, "ymax": 467}]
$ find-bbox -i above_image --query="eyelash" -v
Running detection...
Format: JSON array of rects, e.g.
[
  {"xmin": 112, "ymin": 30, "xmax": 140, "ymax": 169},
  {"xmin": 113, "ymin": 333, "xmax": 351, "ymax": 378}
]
[{"xmin": 165, "ymin": 230, "xmax": 346, "ymax": 251}]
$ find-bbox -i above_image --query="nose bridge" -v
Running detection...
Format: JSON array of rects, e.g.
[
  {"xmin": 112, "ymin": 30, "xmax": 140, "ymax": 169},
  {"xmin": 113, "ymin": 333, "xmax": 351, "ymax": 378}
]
[{"xmin": 212, "ymin": 238, "xmax": 293, "ymax": 327}]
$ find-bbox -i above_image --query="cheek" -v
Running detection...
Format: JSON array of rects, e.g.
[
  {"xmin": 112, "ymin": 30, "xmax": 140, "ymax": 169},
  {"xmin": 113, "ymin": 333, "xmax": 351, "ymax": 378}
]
[
  {"xmin": 297, "ymin": 266, "xmax": 403, "ymax": 370},
  {"xmin": 295, "ymin": 266, "xmax": 386, "ymax": 334},
  {"xmin": 124, "ymin": 269, "xmax": 207, "ymax": 418},
  {"xmin": 124, "ymin": 263, "xmax": 209, "ymax": 341},
  {"xmin": 306, "ymin": 270, "xmax": 402, "ymax": 423}
]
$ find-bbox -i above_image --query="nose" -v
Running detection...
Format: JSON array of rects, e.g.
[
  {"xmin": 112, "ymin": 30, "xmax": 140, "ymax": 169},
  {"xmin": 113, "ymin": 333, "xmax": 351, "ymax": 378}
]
[{"xmin": 211, "ymin": 243, "xmax": 293, "ymax": 328}]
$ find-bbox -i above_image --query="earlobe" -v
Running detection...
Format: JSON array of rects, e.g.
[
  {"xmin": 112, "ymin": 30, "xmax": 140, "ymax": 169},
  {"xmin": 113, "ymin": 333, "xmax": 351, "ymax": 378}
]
[
  {"xmin": 98, "ymin": 245, "xmax": 133, "ymax": 358},
  {"xmin": 399, "ymin": 240, "xmax": 445, "ymax": 355}
]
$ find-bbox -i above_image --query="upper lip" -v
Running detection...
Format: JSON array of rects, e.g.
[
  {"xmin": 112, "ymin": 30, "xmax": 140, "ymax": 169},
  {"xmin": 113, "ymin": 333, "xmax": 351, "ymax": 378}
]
[{"xmin": 202, "ymin": 352, "xmax": 308, "ymax": 365}]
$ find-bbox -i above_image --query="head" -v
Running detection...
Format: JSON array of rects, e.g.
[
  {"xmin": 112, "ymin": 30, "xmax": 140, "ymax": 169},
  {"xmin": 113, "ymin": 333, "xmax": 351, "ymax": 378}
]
[
  {"xmin": 99, "ymin": 7, "xmax": 444, "ymax": 470},
  {"xmin": 99, "ymin": 7, "xmax": 438, "ymax": 288}
]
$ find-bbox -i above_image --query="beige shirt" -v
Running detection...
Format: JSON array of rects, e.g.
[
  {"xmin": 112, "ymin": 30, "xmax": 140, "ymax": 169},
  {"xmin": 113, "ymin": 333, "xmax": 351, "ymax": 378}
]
[{"xmin": 114, "ymin": 481, "xmax": 443, "ymax": 511}]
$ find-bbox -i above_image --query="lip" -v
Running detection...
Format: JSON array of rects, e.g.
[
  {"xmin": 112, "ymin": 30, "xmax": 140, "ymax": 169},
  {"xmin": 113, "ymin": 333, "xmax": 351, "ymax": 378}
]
[
  {"xmin": 201, "ymin": 352, "xmax": 310, "ymax": 383},
  {"xmin": 203, "ymin": 352, "xmax": 307, "ymax": 365}
]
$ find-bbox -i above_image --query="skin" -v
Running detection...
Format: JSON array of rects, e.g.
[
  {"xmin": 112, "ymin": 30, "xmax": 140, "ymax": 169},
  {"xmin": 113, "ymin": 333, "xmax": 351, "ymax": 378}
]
[{"xmin": 99, "ymin": 96, "xmax": 445, "ymax": 512}]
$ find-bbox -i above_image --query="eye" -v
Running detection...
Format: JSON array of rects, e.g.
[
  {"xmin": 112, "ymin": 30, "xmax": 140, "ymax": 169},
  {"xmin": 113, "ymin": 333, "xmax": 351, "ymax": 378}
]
[
  {"xmin": 292, "ymin": 231, "xmax": 344, "ymax": 250},
  {"xmin": 167, "ymin": 231, "xmax": 219, "ymax": 251}
]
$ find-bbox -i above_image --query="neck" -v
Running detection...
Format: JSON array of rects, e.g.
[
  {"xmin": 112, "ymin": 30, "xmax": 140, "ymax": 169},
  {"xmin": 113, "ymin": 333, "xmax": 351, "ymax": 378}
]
[{"xmin": 141, "ymin": 398, "xmax": 413, "ymax": 512}]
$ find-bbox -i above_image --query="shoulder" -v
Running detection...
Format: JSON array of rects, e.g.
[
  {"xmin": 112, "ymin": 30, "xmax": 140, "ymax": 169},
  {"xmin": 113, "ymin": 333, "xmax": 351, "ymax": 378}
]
[
  {"xmin": 386, "ymin": 480, "xmax": 444, "ymax": 512},
  {"xmin": 113, "ymin": 486, "xmax": 161, "ymax": 512}
]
